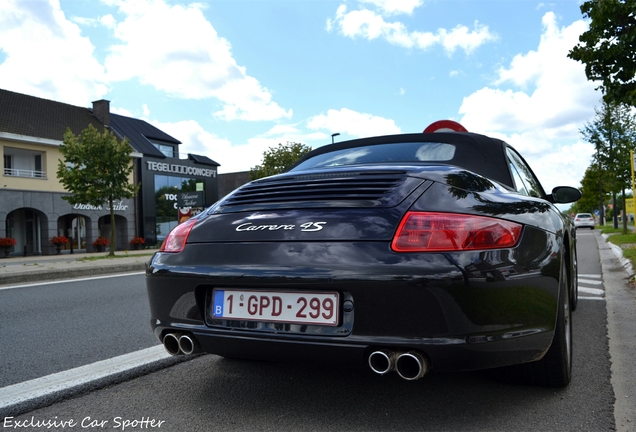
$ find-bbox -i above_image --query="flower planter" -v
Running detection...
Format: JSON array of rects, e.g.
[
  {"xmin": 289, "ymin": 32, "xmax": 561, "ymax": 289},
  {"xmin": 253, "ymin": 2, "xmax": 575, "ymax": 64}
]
[
  {"xmin": 50, "ymin": 236, "xmax": 68, "ymax": 254},
  {"xmin": 93, "ymin": 237, "xmax": 110, "ymax": 252},
  {"xmin": 130, "ymin": 237, "xmax": 145, "ymax": 250},
  {"xmin": 0, "ymin": 238, "xmax": 17, "ymax": 257}
]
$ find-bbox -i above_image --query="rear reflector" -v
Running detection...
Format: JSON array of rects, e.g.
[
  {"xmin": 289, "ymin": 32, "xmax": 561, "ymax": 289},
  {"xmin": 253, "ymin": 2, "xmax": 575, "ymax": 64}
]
[
  {"xmin": 392, "ymin": 212, "xmax": 522, "ymax": 252},
  {"xmin": 160, "ymin": 217, "xmax": 197, "ymax": 253}
]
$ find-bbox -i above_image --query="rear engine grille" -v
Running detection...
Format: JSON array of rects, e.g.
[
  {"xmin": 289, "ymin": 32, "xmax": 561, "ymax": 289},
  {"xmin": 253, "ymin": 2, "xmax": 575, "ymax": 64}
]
[{"xmin": 220, "ymin": 171, "xmax": 419, "ymax": 210}]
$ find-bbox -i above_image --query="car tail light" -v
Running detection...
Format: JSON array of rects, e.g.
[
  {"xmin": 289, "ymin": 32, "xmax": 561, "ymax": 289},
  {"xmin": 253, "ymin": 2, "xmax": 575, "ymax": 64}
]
[
  {"xmin": 160, "ymin": 217, "xmax": 197, "ymax": 253},
  {"xmin": 392, "ymin": 212, "xmax": 522, "ymax": 252}
]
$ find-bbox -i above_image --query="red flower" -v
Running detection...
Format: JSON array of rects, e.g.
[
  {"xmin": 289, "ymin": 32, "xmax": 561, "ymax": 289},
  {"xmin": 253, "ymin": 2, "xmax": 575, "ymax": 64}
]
[
  {"xmin": 93, "ymin": 237, "xmax": 110, "ymax": 247},
  {"xmin": 130, "ymin": 236, "xmax": 145, "ymax": 245},
  {"xmin": 0, "ymin": 237, "xmax": 17, "ymax": 248},
  {"xmin": 50, "ymin": 236, "xmax": 68, "ymax": 246}
]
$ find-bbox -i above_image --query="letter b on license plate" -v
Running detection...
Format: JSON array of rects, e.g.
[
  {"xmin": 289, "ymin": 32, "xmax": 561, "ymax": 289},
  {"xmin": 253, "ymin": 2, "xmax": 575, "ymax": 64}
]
[{"xmin": 212, "ymin": 289, "xmax": 339, "ymax": 326}]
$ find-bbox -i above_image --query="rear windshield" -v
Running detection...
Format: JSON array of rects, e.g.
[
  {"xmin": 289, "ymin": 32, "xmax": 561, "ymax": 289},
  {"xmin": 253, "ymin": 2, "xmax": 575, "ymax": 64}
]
[
  {"xmin": 290, "ymin": 142, "xmax": 456, "ymax": 171},
  {"xmin": 577, "ymin": 214, "xmax": 593, "ymax": 218}
]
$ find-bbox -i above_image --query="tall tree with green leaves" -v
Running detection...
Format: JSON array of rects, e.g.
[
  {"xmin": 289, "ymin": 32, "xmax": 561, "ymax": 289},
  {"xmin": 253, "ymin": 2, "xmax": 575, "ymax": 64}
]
[
  {"xmin": 576, "ymin": 164, "xmax": 610, "ymax": 217},
  {"xmin": 57, "ymin": 125, "xmax": 139, "ymax": 256},
  {"xmin": 250, "ymin": 141, "xmax": 312, "ymax": 180},
  {"xmin": 568, "ymin": 0, "xmax": 636, "ymax": 106},
  {"xmin": 580, "ymin": 101, "xmax": 636, "ymax": 231}
]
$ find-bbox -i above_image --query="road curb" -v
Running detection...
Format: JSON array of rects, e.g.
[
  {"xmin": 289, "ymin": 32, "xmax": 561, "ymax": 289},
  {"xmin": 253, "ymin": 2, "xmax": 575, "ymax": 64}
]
[
  {"xmin": 602, "ymin": 233, "xmax": 635, "ymax": 277},
  {"xmin": 0, "ymin": 348, "xmax": 200, "ymax": 418},
  {"xmin": 0, "ymin": 262, "xmax": 148, "ymax": 286},
  {"xmin": 597, "ymin": 231, "xmax": 636, "ymax": 432}
]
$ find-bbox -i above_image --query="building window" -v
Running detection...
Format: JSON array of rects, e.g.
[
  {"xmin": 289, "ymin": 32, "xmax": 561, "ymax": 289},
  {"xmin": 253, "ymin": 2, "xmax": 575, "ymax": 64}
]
[
  {"xmin": 3, "ymin": 154, "xmax": 11, "ymax": 175},
  {"xmin": 154, "ymin": 175, "xmax": 204, "ymax": 242},
  {"xmin": 3, "ymin": 147, "xmax": 46, "ymax": 178},
  {"xmin": 152, "ymin": 143, "xmax": 174, "ymax": 158}
]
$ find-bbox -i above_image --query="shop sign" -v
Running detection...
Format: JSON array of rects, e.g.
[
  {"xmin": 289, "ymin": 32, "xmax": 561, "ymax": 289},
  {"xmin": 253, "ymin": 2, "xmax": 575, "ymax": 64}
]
[
  {"xmin": 146, "ymin": 161, "xmax": 216, "ymax": 178},
  {"xmin": 73, "ymin": 201, "xmax": 129, "ymax": 211},
  {"xmin": 177, "ymin": 191, "xmax": 204, "ymax": 207}
]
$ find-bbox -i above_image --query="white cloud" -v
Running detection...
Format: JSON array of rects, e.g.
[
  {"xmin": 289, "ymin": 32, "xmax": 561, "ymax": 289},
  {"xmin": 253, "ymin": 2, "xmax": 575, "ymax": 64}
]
[
  {"xmin": 307, "ymin": 108, "xmax": 401, "ymax": 138},
  {"xmin": 103, "ymin": 0, "xmax": 291, "ymax": 122},
  {"xmin": 328, "ymin": 4, "xmax": 496, "ymax": 55},
  {"xmin": 150, "ymin": 119, "xmax": 326, "ymax": 174},
  {"xmin": 149, "ymin": 119, "xmax": 244, "ymax": 172},
  {"xmin": 458, "ymin": 12, "xmax": 600, "ymax": 190},
  {"xmin": 100, "ymin": 14, "xmax": 116, "ymax": 29},
  {"xmin": 0, "ymin": 0, "xmax": 290, "ymax": 123},
  {"xmin": 263, "ymin": 124, "xmax": 301, "ymax": 136},
  {"xmin": 110, "ymin": 105, "xmax": 134, "ymax": 117},
  {"xmin": 0, "ymin": 0, "xmax": 108, "ymax": 105},
  {"xmin": 359, "ymin": 0, "xmax": 423, "ymax": 15}
]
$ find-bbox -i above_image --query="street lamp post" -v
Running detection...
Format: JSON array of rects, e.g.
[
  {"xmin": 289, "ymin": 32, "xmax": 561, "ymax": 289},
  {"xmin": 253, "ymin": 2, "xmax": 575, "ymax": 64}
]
[{"xmin": 331, "ymin": 133, "xmax": 340, "ymax": 144}]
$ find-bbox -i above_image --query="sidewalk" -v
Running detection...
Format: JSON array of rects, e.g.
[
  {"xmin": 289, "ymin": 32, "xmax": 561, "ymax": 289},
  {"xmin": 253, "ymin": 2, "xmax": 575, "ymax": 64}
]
[{"xmin": 0, "ymin": 249, "xmax": 155, "ymax": 286}]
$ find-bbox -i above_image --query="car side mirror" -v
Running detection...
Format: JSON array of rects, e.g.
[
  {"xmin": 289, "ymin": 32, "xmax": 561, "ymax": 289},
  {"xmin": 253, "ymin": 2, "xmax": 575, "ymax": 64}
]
[{"xmin": 548, "ymin": 186, "xmax": 582, "ymax": 204}]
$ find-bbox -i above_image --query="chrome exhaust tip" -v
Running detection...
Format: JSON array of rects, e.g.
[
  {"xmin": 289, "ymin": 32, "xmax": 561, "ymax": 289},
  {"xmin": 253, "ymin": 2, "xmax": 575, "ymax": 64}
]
[
  {"xmin": 178, "ymin": 334, "xmax": 200, "ymax": 355},
  {"xmin": 163, "ymin": 333, "xmax": 182, "ymax": 356},
  {"xmin": 395, "ymin": 351, "xmax": 428, "ymax": 381},
  {"xmin": 368, "ymin": 350, "xmax": 397, "ymax": 375}
]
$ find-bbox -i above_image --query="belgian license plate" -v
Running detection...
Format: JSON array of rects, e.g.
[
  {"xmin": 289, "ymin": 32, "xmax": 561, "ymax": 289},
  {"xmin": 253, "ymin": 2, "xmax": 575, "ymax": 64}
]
[{"xmin": 212, "ymin": 289, "xmax": 339, "ymax": 326}]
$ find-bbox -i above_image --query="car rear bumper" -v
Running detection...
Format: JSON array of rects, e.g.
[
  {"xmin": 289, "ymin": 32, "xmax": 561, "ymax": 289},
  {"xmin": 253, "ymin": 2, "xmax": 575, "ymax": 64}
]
[
  {"xmin": 146, "ymin": 233, "xmax": 562, "ymax": 372},
  {"xmin": 151, "ymin": 324, "xmax": 553, "ymax": 372}
]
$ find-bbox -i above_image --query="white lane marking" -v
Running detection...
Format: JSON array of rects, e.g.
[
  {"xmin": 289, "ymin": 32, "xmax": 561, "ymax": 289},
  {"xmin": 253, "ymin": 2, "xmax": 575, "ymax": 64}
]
[
  {"xmin": 578, "ymin": 278, "xmax": 603, "ymax": 285},
  {"xmin": 0, "ymin": 345, "xmax": 169, "ymax": 410},
  {"xmin": 0, "ymin": 272, "xmax": 145, "ymax": 291},
  {"xmin": 577, "ymin": 274, "xmax": 604, "ymax": 301},
  {"xmin": 579, "ymin": 287, "xmax": 605, "ymax": 296}
]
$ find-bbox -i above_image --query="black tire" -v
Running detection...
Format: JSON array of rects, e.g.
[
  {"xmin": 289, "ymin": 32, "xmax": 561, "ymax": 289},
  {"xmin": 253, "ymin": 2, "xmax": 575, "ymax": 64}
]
[
  {"xmin": 570, "ymin": 247, "xmax": 578, "ymax": 312},
  {"xmin": 534, "ymin": 259, "xmax": 573, "ymax": 387},
  {"xmin": 495, "ymin": 259, "xmax": 572, "ymax": 387}
]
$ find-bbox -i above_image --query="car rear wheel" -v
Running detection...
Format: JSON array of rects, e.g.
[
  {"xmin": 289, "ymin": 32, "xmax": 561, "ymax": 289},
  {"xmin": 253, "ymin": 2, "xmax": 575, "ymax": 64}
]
[
  {"xmin": 496, "ymin": 258, "xmax": 572, "ymax": 387},
  {"xmin": 570, "ymin": 247, "xmax": 578, "ymax": 312}
]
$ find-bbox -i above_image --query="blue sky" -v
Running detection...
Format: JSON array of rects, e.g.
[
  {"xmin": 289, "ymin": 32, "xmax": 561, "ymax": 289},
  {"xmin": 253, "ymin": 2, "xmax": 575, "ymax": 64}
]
[{"xmin": 0, "ymin": 0, "xmax": 601, "ymax": 191}]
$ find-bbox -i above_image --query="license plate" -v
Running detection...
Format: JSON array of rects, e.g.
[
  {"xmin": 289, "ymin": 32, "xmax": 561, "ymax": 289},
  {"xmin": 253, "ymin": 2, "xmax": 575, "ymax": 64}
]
[{"xmin": 212, "ymin": 289, "xmax": 339, "ymax": 326}]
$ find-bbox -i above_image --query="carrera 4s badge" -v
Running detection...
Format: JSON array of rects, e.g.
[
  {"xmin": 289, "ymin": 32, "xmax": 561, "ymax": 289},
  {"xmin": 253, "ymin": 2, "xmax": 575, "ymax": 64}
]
[{"xmin": 236, "ymin": 221, "xmax": 326, "ymax": 232}]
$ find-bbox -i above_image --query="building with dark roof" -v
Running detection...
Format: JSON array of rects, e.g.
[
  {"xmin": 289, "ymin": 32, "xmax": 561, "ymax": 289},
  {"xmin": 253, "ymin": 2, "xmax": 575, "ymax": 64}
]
[
  {"xmin": 91, "ymin": 100, "xmax": 220, "ymax": 246},
  {"xmin": 0, "ymin": 88, "xmax": 220, "ymax": 255}
]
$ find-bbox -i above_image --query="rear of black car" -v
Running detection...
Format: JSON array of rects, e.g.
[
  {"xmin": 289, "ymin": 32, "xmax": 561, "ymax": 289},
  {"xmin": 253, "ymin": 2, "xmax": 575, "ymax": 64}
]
[{"xmin": 146, "ymin": 158, "xmax": 564, "ymax": 379}]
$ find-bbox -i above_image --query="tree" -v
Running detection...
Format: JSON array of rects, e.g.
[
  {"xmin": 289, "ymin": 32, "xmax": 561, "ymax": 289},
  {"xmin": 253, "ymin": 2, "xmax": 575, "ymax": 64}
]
[
  {"xmin": 580, "ymin": 101, "xmax": 636, "ymax": 231},
  {"xmin": 250, "ymin": 142, "xmax": 312, "ymax": 180},
  {"xmin": 577, "ymin": 164, "xmax": 607, "ymax": 215},
  {"xmin": 568, "ymin": 0, "xmax": 636, "ymax": 106},
  {"xmin": 57, "ymin": 125, "xmax": 139, "ymax": 256}
]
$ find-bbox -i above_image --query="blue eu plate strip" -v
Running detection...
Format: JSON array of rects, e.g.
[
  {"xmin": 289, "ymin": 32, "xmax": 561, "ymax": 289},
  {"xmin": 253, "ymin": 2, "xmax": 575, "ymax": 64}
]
[{"xmin": 213, "ymin": 290, "xmax": 224, "ymax": 317}]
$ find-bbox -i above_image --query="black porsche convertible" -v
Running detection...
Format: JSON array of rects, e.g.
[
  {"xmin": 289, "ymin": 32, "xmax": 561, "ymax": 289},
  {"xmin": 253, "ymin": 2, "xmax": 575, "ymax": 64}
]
[{"xmin": 146, "ymin": 123, "xmax": 581, "ymax": 387}]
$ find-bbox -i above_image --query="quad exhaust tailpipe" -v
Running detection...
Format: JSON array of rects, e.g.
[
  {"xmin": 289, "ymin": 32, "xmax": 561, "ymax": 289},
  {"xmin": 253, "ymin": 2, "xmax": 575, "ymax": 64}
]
[
  {"xmin": 163, "ymin": 333, "xmax": 182, "ymax": 356},
  {"xmin": 162, "ymin": 332, "xmax": 201, "ymax": 356},
  {"xmin": 395, "ymin": 351, "xmax": 428, "ymax": 381},
  {"xmin": 178, "ymin": 333, "xmax": 200, "ymax": 355},
  {"xmin": 368, "ymin": 349, "xmax": 429, "ymax": 380},
  {"xmin": 368, "ymin": 350, "xmax": 398, "ymax": 375}
]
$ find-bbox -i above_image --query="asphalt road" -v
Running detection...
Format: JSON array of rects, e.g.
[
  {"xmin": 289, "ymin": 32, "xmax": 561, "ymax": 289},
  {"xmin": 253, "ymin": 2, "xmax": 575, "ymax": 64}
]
[
  {"xmin": 0, "ymin": 273, "xmax": 155, "ymax": 388},
  {"xmin": 1, "ymin": 230, "xmax": 634, "ymax": 431}
]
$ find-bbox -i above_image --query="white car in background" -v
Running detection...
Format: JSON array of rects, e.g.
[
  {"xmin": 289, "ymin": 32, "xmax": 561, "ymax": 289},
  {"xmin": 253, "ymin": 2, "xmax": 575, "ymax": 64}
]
[{"xmin": 574, "ymin": 213, "xmax": 595, "ymax": 229}]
